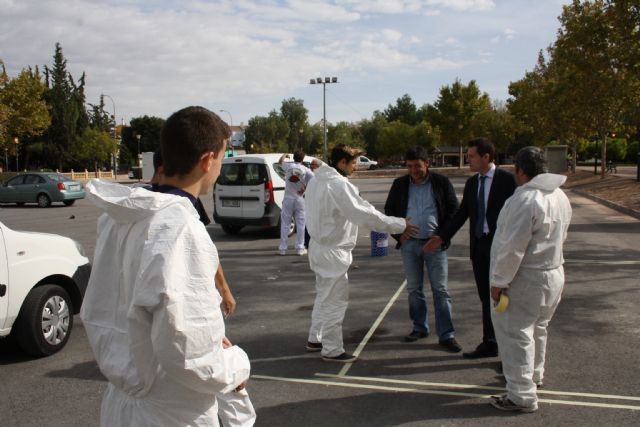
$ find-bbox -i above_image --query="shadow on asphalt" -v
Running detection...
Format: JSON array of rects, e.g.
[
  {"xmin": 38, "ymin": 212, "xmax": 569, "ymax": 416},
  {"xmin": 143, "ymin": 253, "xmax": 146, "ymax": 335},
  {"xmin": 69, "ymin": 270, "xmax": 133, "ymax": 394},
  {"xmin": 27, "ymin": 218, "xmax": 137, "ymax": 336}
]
[{"xmin": 255, "ymin": 391, "xmax": 508, "ymax": 426}]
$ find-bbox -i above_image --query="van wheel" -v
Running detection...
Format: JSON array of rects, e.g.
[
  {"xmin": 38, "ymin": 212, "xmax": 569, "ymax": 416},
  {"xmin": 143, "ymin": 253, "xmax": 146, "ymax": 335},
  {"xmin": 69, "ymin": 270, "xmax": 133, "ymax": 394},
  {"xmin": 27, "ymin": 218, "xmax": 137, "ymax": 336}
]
[
  {"xmin": 14, "ymin": 285, "xmax": 74, "ymax": 357},
  {"xmin": 273, "ymin": 217, "xmax": 296, "ymax": 237},
  {"xmin": 221, "ymin": 225, "xmax": 243, "ymax": 235}
]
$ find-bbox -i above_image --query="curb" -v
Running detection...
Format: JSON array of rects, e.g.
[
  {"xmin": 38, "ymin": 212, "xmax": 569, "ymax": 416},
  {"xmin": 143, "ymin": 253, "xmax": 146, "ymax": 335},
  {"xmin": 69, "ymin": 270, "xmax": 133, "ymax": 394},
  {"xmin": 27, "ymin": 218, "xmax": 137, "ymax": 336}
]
[{"xmin": 568, "ymin": 189, "xmax": 640, "ymax": 220}]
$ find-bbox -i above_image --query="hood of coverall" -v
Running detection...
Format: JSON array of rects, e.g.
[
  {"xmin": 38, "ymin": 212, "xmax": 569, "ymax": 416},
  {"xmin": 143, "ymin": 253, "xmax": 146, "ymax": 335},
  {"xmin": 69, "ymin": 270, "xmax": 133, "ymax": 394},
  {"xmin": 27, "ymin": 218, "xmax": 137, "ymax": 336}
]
[
  {"xmin": 521, "ymin": 173, "xmax": 566, "ymax": 192},
  {"xmin": 86, "ymin": 179, "xmax": 198, "ymax": 221}
]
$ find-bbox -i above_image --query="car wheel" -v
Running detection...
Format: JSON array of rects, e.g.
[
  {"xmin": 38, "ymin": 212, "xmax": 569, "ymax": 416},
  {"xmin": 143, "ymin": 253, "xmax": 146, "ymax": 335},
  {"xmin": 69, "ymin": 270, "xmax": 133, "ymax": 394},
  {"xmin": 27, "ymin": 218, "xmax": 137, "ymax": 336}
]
[
  {"xmin": 63, "ymin": 200, "xmax": 75, "ymax": 206},
  {"xmin": 36, "ymin": 193, "xmax": 51, "ymax": 208},
  {"xmin": 14, "ymin": 284, "xmax": 74, "ymax": 357},
  {"xmin": 221, "ymin": 224, "xmax": 243, "ymax": 235},
  {"xmin": 369, "ymin": 165, "xmax": 377, "ymax": 170}
]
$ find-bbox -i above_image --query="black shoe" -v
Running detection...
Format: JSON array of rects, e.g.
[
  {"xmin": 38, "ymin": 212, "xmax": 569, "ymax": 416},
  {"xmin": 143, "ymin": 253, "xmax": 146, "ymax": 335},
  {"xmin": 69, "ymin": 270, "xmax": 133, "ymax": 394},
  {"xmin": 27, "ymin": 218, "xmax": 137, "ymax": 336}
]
[
  {"xmin": 438, "ymin": 338, "xmax": 462, "ymax": 353},
  {"xmin": 322, "ymin": 352, "xmax": 357, "ymax": 363},
  {"xmin": 403, "ymin": 330, "xmax": 428, "ymax": 342},
  {"xmin": 463, "ymin": 342, "xmax": 498, "ymax": 359},
  {"xmin": 306, "ymin": 341, "xmax": 322, "ymax": 352},
  {"xmin": 489, "ymin": 394, "xmax": 538, "ymax": 413}
]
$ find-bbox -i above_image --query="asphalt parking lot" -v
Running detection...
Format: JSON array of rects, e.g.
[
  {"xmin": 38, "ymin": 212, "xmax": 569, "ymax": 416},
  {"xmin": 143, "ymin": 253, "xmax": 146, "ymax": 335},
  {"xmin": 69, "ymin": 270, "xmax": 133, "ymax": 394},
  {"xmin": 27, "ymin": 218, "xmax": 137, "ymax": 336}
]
[{"xmin": 1, "ymin": 176, "xmax": 639, "ymax": 426}]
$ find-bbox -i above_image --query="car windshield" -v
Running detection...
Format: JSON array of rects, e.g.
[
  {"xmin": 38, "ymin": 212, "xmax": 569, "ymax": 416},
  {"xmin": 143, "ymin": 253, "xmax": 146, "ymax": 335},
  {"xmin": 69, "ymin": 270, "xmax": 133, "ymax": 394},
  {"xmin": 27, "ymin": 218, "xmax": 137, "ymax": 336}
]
[{"xmin": 46, "ymin": 173, "xmax": 73, "ymax": 182}]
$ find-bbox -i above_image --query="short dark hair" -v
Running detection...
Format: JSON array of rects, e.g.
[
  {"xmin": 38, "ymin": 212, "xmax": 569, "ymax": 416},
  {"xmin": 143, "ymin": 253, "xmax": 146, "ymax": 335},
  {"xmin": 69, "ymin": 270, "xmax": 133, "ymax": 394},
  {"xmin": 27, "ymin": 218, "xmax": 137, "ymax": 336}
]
[
  {"xmin": 293, "ymin": 150, "xmax": 305, "ymax": 163},
  {"xmin": 153, "ymin": 150, "xmax": 163, "ymax": 170},
  {"xmin": 468, "ymin": 138, "xmax": 495, "ymax": 162},
  {"xmin": 160, "ymin": 106, "xmax": 230, "ymax": 177},
  {"xmin": 329, "ymin": 144, "xmax": 361, "ymax": 168},
  {"xmin": 405, "ymin": 146, "xmax": 429, "ymax": 163},
  {"xmin": 514, "ymin": 146, "xmax": 547, "ymax": 178}
]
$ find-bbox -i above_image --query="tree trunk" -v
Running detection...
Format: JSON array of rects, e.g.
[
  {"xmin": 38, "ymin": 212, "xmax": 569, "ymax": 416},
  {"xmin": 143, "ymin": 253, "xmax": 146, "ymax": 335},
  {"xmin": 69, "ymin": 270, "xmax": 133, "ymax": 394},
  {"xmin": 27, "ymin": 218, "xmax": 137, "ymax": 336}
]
[
  {"xmin": 458, "ymin": 141, "xmax": 463, "ymax": 168},
  {"xmin": 601, "ymin": 133, "xmax": 607, "ymax": 179}
]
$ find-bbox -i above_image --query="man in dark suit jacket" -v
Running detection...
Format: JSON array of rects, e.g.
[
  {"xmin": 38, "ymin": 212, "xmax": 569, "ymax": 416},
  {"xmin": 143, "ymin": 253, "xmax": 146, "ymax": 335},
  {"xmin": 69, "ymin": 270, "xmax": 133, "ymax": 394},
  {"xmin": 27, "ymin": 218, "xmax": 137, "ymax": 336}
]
[
  {"xmin": 424, "ymin": 138, "xmax": 516, "ymax": 359},
  {"xmin": 385, "ymin": 146, "xmax": 461, "ymax": 352}
]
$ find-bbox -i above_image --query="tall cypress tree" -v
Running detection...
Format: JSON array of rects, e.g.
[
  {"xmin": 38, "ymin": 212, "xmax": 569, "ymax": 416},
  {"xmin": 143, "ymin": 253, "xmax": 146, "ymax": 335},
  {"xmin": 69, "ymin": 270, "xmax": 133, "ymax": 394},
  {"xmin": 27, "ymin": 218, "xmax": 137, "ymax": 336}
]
[{"xmin": 43, "ymin": 43, "xmax": 87, "ymax": 169}]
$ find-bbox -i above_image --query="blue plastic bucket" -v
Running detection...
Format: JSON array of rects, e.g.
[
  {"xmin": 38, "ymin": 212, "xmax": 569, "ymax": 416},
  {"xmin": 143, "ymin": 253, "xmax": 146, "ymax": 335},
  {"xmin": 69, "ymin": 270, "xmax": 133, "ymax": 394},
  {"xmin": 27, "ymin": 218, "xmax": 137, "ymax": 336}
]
[{"xmin": 370, "ymin": 231, "xmax": 389, "ymax": 257}]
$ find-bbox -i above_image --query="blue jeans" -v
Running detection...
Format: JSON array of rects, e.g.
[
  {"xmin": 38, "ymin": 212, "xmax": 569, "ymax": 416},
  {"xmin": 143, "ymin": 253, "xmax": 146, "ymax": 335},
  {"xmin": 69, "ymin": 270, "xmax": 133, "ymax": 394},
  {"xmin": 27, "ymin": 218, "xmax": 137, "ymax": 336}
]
[{"xmin": 400, "ymin": 239, "xmax": 455, "ymax": 340}]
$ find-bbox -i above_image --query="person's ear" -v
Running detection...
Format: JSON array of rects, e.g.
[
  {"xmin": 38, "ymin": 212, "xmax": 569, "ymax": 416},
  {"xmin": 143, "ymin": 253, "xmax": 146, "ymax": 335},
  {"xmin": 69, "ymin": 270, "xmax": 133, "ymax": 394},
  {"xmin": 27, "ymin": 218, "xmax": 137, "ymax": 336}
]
[{"xmin": 200, "ymin": 151, "xmax": 214, "ymax": 172}]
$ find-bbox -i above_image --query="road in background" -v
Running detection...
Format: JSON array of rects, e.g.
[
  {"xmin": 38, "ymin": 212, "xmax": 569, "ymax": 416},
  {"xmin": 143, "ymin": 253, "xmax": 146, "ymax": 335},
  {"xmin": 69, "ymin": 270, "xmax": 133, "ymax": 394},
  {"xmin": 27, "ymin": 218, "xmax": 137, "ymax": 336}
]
[{"xmin": 1, "ymin": 176, "xmax": 639, "ymax": 426}]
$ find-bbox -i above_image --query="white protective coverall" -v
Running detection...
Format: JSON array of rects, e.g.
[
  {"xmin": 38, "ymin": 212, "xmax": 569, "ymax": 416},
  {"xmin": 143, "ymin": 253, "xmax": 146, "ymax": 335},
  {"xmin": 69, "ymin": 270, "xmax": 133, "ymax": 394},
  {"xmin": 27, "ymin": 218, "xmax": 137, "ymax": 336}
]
[
  {"xmin": 81, "ymin": 180, "xmax": 254, "ymax": 427},
  {"xmin": 305, "ymin": 163, "xmax": 406, "ymax": 357},
  {"xmin": 279, "ymin": 161, "xmax": 314, "ymax": 251},
  {"xmin": 490, "ymin": 173, "xmax": 572, "ymax": 408}
]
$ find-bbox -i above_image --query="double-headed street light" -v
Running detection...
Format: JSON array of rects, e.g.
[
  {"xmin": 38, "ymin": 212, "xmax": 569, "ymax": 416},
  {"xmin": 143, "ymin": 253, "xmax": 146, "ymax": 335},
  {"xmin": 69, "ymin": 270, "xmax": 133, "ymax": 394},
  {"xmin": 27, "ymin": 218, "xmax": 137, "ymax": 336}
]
[
  {"xmin": 309, "ymin": 77, "xmax": 338, "ymax": 162},
  {"xmin": 101, "ymin": 93, "xmax": 117, "ymax": 178}
]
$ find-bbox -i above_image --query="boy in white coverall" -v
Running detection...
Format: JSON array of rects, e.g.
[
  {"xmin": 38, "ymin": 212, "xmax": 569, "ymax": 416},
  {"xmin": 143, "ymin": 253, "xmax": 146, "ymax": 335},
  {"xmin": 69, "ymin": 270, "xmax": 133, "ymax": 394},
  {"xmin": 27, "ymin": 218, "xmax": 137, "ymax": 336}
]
[
  {"xmin": 305, "ymin": 144, "xmax": 418, "ymax": 362},
  {"xmin": 489, "ymin": 146, "xmax": 572, "ymax": 413},
  {"xmin": 278, "ymin": 150, "xmax": 314, "ymax": 255},
  {"xmin": 82, "ymin": 106, "xmax": 254, "ymax": 426}
]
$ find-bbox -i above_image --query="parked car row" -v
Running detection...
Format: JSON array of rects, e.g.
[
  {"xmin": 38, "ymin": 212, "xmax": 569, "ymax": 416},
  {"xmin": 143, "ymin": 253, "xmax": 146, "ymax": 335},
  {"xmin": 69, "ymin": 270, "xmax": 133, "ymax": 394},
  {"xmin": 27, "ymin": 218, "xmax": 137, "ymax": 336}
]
[{"xmin": 0, "ymin": 172, "xmax": 85, "ymax": 207}]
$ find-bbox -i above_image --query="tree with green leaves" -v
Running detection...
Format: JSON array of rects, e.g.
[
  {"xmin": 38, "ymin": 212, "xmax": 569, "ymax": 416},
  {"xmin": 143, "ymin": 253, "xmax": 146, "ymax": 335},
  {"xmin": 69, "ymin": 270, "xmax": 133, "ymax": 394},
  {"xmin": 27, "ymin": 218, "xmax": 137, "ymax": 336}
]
[
  {"xmin": 70, "ymin": 127, "xmax": 115, "ymax": 171},
  {"xmin": 120, "ymin": 115, "xmax": 165, "ymax": 169},
  {"xmin": 0, "ymin": 65, "xmax": 51, "ymax": 169},
  {"xmin": 280, "ymin": 98, "xmax": 307, "ymax": 151},
  {"xmin": 43, "ymin": 43, "xmax": 88, "ymax": 170},
  {"xmin": 244, "ymin": 110, "xmax": 289, "ymax": 153},
  {"xmin": 426, "ymin": 79, "xmax": 491, "ymax": 167},
  {"xmin": 384, "ymin": 94, "xmax": 419, "ymax": 125}
]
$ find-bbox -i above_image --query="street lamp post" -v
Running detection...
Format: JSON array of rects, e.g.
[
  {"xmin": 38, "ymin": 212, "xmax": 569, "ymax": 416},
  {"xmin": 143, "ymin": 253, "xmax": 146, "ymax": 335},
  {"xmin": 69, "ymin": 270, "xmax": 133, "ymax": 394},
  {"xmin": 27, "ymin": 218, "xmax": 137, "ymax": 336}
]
[
  {"xmin": 136, "ymin": 134, "xmax": 142, "ymax": 166},
  {"xmin": 4, "ymin": 147, "xmax": 7, "ymax": 172},
  {"xmin": 309, "ymin": 77, "xmax": 338, "ymax": 162},
  {"xmin": 102, "ymin": 94, "xmax": 117, "ymax": 179},
  {"xmin": 13, "ymin": 137, "xmax": 19, "ymax": 172}
]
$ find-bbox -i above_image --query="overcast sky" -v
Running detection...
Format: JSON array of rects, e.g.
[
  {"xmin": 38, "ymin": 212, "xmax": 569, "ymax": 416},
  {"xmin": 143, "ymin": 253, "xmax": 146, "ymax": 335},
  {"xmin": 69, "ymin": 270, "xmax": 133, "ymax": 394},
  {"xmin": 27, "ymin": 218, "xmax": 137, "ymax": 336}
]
[{"xmin": 1, "ymin": 0, "xmax": 568, "ymax": 126}]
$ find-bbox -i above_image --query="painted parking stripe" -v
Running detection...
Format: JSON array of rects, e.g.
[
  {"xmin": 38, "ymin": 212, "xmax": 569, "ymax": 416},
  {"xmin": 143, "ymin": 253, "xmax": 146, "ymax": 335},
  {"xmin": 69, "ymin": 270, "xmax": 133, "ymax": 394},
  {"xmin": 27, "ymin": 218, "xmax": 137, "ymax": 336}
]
[
  {"xmin": 337, "ymin": 280, "xmax": 407, "ymax": 377},
  {"xmin": 317, "ymin": 373, "xmax": 640, "ymax": 402},
  {"xmin": 447, "ymin": 256, "xmax": 640, "ymax": 265},
  {"xmin": 253, "ymin": 374, "xmax": 640, "ymax": 411}
]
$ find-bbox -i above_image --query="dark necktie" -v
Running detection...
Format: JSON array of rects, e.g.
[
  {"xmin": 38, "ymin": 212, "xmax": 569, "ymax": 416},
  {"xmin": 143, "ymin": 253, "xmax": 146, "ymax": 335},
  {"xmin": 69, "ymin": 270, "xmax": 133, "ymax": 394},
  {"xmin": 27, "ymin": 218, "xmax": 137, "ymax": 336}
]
[{"xmin": 475, "ymin": 175, "xmax": 487, "ymax": 238}]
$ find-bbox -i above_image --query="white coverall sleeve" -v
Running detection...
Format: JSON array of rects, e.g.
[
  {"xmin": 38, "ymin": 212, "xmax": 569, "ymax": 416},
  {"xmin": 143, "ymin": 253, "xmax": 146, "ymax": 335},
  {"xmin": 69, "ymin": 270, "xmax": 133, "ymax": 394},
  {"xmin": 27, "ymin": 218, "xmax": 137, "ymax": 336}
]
[
  {"xmin": 490, "ymin": 196, "xmax": 536, "ymax": 288},
  {"xmin": 139, "ymin": 224, "xmax": 250, "ymax": 395},
  {"xmin": 335, "ymin": 180, "xmax": 406, "ymax": 235}
]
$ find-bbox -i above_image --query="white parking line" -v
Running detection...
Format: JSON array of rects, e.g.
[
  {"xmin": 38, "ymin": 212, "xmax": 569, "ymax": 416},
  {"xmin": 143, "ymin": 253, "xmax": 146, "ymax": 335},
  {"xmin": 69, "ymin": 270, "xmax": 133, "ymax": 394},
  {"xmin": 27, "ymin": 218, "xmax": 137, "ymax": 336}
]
[
  {"xmin": 317, "ymin": 373, "xmax": 640, "ymax": 401},
  {"xmin": 447, "ymin": 256, "xmax": 640, "ymax": 266},
  {"xmin": 253, "ymin": 374, "xmax": 640, "ymax": 411},
  {"xmin": 337, "ymin": 280, "xmax": 406, "ymax": 377}
]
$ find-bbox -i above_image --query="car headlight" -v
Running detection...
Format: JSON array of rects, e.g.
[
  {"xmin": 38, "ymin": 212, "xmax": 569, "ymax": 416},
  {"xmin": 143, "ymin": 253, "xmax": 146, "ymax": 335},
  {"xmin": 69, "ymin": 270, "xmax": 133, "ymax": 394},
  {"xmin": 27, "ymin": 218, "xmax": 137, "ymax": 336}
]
[{"xmin": 73, "ymin": 239, "xmax": 87, "ymax": 257}]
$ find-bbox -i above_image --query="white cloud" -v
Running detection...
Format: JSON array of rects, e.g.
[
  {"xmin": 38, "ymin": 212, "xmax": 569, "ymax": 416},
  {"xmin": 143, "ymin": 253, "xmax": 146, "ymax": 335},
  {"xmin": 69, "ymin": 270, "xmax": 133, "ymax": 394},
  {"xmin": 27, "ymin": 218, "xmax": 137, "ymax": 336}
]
[
  {"xmin": 0, "ymin": 0, "xmax": 565, "ymax": 124},
  {"xmin": 504, "ymin": 28, "xmax": 516, "ymax": 40},
  {"xmin": 382, "ymin": 29, "xmax": 403, "ymax": 43},
  {"xmin": 425, "ymin": 0, "xmax": 495, "ymax": 12}
]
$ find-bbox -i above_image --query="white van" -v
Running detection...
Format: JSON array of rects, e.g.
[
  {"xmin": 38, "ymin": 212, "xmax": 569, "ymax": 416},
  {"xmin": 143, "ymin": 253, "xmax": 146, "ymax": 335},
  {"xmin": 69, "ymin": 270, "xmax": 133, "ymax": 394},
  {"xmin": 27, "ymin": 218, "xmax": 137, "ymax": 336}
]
[
  {"xmin": 356, "ymin": 155, "xmax": 378, "ymax": 170},
  {"xmin": 213, "ymin": 153, "xmax": 318, "ymax": 236}
]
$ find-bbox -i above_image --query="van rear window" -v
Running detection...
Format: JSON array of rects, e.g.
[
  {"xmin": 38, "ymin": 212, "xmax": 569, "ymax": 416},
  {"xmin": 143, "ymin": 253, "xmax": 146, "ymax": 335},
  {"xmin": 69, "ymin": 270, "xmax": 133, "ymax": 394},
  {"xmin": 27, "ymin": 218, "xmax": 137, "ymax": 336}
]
[
  {"xmin": 218, "ymin": 163, "xmax": 268, "ymax": 185},
  {"xmin": 218, "ymin": 164, "xmax": 242, "ymax": 185}
]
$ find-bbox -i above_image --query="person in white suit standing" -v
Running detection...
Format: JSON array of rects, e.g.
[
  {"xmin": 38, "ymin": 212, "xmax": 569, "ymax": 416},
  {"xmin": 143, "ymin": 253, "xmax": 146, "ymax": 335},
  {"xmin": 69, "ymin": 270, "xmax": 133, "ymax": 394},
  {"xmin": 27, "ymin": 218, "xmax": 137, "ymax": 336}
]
[
  {"xmin": 489, "ymin": 146, "xmax": 572, "ymax": 413},
  {"xmin": 304, "ymin": 144, "xmax": 417, "ymax": 362},
  {"xmin": 82, "ymin": 106, "xmax": 254, "ymax": 426}
]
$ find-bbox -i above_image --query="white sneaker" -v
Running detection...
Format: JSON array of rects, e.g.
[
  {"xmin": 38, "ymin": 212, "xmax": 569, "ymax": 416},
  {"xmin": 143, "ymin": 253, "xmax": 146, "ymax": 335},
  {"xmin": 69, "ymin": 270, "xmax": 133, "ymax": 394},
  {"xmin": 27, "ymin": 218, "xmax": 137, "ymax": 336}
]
[
  {"xmin": 297, "ymin": 248, "xmax": 308, "ymax": 256},
  {"xmin": 278, "ymin": 250, "xmax": 286, "ymax": 256}
]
